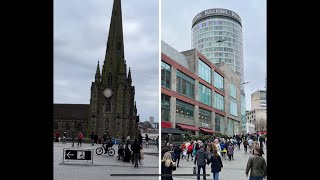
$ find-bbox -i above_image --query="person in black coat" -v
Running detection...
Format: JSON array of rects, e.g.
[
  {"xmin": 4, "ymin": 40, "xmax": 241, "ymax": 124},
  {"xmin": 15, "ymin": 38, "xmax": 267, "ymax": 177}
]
[
  {"xmin": 123, "ymin": 143, "xmax": 131, "ymax": 162},
  {"xmin": 207, "ymin": 149, "xmax": 223, "ymax": 180},
  {"xmin": 131, "ymin": 139, "xmax": 142, "ymax": 167},
  {"xmin": 173, "ymin": 144, "xmax": 182, "ymax": 167},
  {"xmin": 161, "ymin": 152, "xmax": 176, "ymax": 180}
]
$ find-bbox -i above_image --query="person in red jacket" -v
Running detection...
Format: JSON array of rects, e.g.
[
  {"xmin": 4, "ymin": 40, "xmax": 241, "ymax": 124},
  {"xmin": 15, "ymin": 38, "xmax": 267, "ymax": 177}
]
[
  {"xmin": 187, "ymin": 142, "xmax": 194, "ymax": 161},
  {"xmin": 77, "ymin": 131, "xmax": 83, "ymax": 147}
]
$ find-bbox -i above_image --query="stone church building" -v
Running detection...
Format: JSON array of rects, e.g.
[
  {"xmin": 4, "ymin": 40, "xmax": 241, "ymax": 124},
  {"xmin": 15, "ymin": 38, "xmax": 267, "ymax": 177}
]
[{"xmin": 54, "ymin": 0, "xmax": 139, "ymax": 138}]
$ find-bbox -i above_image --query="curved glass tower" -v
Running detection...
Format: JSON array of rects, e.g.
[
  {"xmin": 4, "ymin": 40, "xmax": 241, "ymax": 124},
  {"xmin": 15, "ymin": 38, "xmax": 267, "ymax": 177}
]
[{"xmin": 191, "ymin": 8, "xmax": 244, "ymax": 89}]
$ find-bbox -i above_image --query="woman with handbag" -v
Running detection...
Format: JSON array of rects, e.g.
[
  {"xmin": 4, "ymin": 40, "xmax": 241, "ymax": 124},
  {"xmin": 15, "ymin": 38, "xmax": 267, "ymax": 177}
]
[
  {"xmin": 207, "ymin": 149, "xmax": 223, "ymax": 180},
  {"xmin": 161, "ymin": 152, "xmax": 176, "ymax": 180}
]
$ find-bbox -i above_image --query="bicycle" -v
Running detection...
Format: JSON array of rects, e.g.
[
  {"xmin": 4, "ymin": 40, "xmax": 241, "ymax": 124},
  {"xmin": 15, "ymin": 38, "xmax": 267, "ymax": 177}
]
[{"xmin": 96, "ymin": 142, "xmax": 115, "ymax": 156}]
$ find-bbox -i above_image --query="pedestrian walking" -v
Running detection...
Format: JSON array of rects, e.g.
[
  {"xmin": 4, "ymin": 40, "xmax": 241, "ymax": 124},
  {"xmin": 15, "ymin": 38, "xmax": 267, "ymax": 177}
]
[
  {"xmin": 245, "ymin": 147, "xmax": 267, "ymax": 180},
  {"xmin": 227, "ymin": 143, "xmax": 234, "ymax": 160},
  {"xmin": 243, "ymin": 139, "xmax": 248, "ymax": 154},
  {"xmin": 194, "ymin": 145, "xmax": 209, "ymax": 180},
  {"xmin": 77, "ymin": 131, "xmax": 83, "ymax": 147},
  {"xmin": 187, "ymin": 142, "xmax": 194, "ymax": 161},
  {"xmin": 145, "ymin": 134, "xmax": 149, "ymax": 147},
  {"xmin": 130, "ymin": 139, "xmax": 142, "ymax": 167},
  {"xmin": 123, "ymin": 143, "xmax": 131, "ymax": 162},
  {"xmin": 173, "ymin": 144, "xmax": 182, "ymax": 167},
  {"xmin": 161, "ymin": 152, "xmax": 176, "ymax": 180},
  {"xmin": 71, "ymin": 132, "xmax": 75, "ymax": 147},
  {"xmin": 248, "ymin": 138, "xmax": 254, "ymax": 154},
  {"xmin": 207, "ymin": 149, "xmax": 223, "ymax": 180},
  {"xmin": 90, "ymin": 131, "xmax": 94, "ymax": 146},
  {"xmin": 62, "ymin": 130, "xmax": 67, "ymax": 144}
]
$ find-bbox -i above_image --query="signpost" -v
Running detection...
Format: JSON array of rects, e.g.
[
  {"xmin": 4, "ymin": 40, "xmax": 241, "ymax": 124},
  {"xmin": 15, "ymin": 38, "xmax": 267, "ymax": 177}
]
[{"xmin": 63, "ymin": 148, "xmax": 93, "ymax": 163}]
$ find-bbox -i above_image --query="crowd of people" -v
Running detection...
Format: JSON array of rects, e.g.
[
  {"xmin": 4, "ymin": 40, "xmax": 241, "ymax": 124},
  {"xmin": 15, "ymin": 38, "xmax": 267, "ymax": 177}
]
[{"xmin": 161, "ymin": 133, "xmax": 267, "ymax": 180}]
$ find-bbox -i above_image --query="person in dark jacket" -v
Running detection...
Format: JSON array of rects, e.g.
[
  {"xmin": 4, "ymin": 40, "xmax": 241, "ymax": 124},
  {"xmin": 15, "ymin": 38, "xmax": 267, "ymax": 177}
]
[
  {"xmin": 207, "ymin": 150, "xmax": 223, "ymax": 180},
  {"xmin": 90, "ymin": 131, "xmax": 94, "ymax": 146},
  {"xmin": 130, "ymin": 139, "xmax": 142, "ymax": 167},
  {"xmin": 173, "ymin": 144, "xmax": 182, "ymax": 167},
  {"xmin": 246, "ymin": 147, "xmax": 267, "ymax": 180},
  {"xmin": 123, "ymin": 143, "xmax": 131, "ymax": 162},
  {"xmin": 194, "ymin": 145, "xmax": 209, "ymax": 180},
  {"xmin": 161, "ymin": 152, "xmax": 176, "ymax": 180},
  {"xmin": 103, "ymin": 133, "xmax": 107, "ymax": 142}
]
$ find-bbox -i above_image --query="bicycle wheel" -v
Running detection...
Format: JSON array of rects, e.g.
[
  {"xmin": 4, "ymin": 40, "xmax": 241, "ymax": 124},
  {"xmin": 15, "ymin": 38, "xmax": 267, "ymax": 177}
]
[
  {"xmin": 108, "ymin": 148, "xmax": 115, "ymax": 156},
  {"xmin": 96, "ymin": 147, "xmax": 104, "ymax": 155}
]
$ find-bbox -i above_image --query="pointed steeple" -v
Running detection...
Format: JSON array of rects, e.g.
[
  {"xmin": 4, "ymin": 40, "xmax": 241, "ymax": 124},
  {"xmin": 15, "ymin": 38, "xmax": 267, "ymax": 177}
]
[
  {"xmin": 95, "ymin": 61, "xmax": 101, "ymax": 82},
  {"xmin": 127, "ymin": 67, "xmax": 132, "ymax": 83},
  {"xmin": 101, "ymin": 0, "xmax": 126, "ymax": 87}
]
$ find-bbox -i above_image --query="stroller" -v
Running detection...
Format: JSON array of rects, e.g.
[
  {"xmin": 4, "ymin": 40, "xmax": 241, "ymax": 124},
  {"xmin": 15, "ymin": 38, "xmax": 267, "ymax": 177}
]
[{"xmin": 117, "ymin": 143, "xmax": 125, "ymax": 160}]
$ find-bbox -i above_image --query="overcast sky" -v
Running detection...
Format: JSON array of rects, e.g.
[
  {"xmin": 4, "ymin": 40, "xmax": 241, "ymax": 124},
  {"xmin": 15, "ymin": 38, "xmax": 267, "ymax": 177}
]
[
  {"xmin": 162, "ymin": 0, "xmax": 266, "ymax": 110},
  {"xmin": 54, "ymin": 0, "xmax": 159, "ymax": 122}
]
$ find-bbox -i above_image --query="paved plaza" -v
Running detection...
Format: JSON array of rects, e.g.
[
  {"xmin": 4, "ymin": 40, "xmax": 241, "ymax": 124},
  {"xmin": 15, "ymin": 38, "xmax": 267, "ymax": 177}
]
[
  {"xmin": 54, "ymin": 142, "xmax": 159, "ymax": 180},
  {"xmin": 172, "ymin": 145, "xmax": 267, "ymax": 180}
]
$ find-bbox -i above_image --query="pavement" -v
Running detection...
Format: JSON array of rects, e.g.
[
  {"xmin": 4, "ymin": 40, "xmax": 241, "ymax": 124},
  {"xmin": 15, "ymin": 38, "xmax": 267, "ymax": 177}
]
[
  {"xmin": 54, "ymin": 142, "xmax": 159, "ymax": 180},
  {"xmin": 172, "ymin": 145, "xmax": 267, "ymax": 180}
]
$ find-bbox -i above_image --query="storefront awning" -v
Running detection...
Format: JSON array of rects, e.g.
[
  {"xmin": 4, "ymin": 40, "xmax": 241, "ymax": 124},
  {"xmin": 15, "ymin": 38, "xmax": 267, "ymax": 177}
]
[
  {"xmin": 176, "ymin": 123, "xmax": 200, "ymax": 131},
  {"xmin": 199, "ymin": 128, "xmax": 214, "ymax": 134},
  {"xmin": 161, "ymin": 121, "xmax": 172, "ymax": 128}
]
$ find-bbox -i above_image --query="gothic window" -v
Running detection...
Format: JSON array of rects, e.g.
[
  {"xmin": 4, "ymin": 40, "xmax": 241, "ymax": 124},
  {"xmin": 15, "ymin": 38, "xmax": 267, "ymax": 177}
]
[
  {"xmin": 65, "ymin": 123, "xmax": 70, "ymax": 130},
  {"xmin": 54, "ymin": 122, "xmax": 58, "ymax": 129},
  {"xmin": 106, "ymin": 100, "xmax": 111, "ymax": 112},
  {"xmin": 108, "ymin": 72, "xmax": 112, "ymax": 85},
  {"xmin": 77, "ymin": 123, "xmax": 82, "ymax": 131}
]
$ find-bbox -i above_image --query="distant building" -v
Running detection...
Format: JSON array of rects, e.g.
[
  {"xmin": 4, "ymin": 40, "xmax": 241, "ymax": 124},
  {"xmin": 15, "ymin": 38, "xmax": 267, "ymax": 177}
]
[
  {"xmin": 161, "ymin": 41, "xmax": 242, "ymax": 137},
  {"xmin": 246, "ymin": 90, "xmax": 267, "ymax": 134},
  {"xmin": 149, "ymin": 117, "xmax": 154, "ymax": 124},
  {"xmin": 251, "ymin": 90, "xmax": 266, "ymax": 110}
]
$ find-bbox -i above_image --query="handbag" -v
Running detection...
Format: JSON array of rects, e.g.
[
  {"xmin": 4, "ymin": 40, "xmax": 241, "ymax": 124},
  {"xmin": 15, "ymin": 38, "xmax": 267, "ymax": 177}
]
[
  {"xmin": 171, "ymin": 162, "xmax": 176, "ymax": 171},
  {"xmin": 193, "ymin": 164, "xmax": 197, "ymax": 174}
]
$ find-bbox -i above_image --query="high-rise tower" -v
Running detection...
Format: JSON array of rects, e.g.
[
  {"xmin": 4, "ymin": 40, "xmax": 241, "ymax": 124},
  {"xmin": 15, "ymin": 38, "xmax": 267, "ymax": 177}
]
[{"xmin": 191, "ymin": 8, "xmax": 244, "ymax": 89}]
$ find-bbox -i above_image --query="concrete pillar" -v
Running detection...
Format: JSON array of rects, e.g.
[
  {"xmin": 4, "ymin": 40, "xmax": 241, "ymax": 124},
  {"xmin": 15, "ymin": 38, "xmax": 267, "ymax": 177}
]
[
  {"xmin": 170, "ymin": 97, "xmax": 177, "ymax": 128},
  {"xmin": 194, "ymin": 105, "xmax": 199, "ymax": 136}
]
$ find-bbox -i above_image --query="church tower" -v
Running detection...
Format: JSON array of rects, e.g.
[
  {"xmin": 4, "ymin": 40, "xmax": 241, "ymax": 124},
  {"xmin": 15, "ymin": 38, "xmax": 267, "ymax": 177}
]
[{"xmin": 88, "ymin": 0, "xmax": 139, "ymax": 138}]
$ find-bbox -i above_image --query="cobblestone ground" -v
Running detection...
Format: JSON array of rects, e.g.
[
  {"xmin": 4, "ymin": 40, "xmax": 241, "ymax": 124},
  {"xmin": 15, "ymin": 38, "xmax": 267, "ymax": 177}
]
[
  {"xmin": 54, "ymin": 142, "xmax": 159, "ymax": 180},
  {"xmin": 172, "ymin": 145, "xmax": 267, "ymax": 180}
]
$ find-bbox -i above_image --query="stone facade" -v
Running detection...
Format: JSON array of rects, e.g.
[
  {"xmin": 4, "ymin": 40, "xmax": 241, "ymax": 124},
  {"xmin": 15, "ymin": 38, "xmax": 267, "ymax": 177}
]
[{"xmin": 88, "ymin": 0, "xmax": 139, "ymax": 138}]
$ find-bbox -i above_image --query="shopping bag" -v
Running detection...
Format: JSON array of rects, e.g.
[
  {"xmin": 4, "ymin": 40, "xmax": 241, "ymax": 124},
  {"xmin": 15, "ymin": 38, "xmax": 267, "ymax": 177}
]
[{"xmin": 193, "ymin": 165, "xmax": 197, "ymax": 174}]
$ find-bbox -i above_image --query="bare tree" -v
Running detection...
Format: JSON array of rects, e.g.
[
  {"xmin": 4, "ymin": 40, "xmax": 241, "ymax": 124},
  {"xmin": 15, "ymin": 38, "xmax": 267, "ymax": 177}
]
[{"xmin": 254, "ymin": 117, "xmax": 267, "ymax": 132}]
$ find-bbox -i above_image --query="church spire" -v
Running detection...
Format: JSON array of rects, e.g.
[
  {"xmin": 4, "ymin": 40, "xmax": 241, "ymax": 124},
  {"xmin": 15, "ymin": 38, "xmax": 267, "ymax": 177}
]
[
  {"xmin": 127, "ymin": 67, "xmax": 132, "ymax": 83},
  {"xmin": 95, "ymin": 61, "xmax": 101, "ymax": 82},
  {"xmin": 101, "ymin": 0, "xmax": 126, "ymax": 87}
]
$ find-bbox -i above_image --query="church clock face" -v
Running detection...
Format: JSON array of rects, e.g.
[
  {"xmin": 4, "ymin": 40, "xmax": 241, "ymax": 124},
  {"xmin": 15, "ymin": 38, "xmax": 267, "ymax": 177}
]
[{"xmin": 103, "ymin": 88, "xmax": 112, "ymax": 98}]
